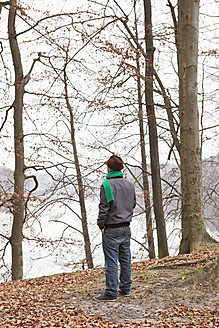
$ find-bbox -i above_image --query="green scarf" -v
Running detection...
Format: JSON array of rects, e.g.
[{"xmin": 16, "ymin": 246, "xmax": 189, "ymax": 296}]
[{"xmin": 102, "ymin": 171, "xmax": 123, "ymax": 203}]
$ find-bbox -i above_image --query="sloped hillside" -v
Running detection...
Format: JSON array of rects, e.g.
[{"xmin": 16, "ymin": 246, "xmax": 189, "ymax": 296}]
[{"xmin": 0, "ymin": 248, "xmax": 218, "ymax": 327}]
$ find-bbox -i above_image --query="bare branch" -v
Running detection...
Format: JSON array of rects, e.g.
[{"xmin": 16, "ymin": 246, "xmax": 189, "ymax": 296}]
[
  {"xmin": 153, "ymin": 70, "xmax": 180, "ymax": 154},
  {"xmin": 49, "ymin": 219, "xmax": 83, "ymax": 236},
  {"xmin": 167, "ymin": 124, "xmax": 180, "ymax": 160},
  {"xmin": 0, "ymin": 41, "xmax": 3, "ymax": 54},
  {"xmin": 0, "ymin": 1, "xmax": 11, "ymax": 6},
  {"xmin": 0, "ymin": 233, "xmax": 10, "ymax": 241},
  {"xmin": 120, "ymin": 18, "xmax": 147, "ymax": 57},
  {"xmin": 113, "ymin": 0, "xmax": 129, "ymax": 20},
  {"xmin": 131, "ymin": 237, "xmax": 149, "ymax": 252},
  {"xmin": 126, "ymin": 163, "xmax": 181, "ymax": 196},
  {"xmin": 124, "ymin": 163, "xmax": 144, "ymax": 190},
  {"xmin": 24, "ymin": 175, "xmax": 39, "ymax": 222},
  {"xmin": 0, "ymin": 104, "xmax": 13, "ymax": 132},
  {"xmin": 167, "ymin": 0, "xmax": 178, "ymax": 36},
  {"xmin": 24, "ymin": 53, "xmax": 41, "ymax": 84},
  {"xmin": 120, "ymin": 17, "xmax": 180, "ymax": 155}
]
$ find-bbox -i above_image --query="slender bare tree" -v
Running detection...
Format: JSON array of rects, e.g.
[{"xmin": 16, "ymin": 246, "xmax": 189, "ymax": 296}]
[
  {"xmin": 0, "ymin": 0, "xmax": 40, "ymax": 279},
  {"xmin": 143, "ymin": 0, "xmax": 169, "ymax": 257},
  {"xmin": 134, "ymin": 4, "xmax": 155, "ymax": 259},
  {"xmin": 8, "ymin": 0, "xmax": 25, "ymax": 280},
  {"xmin": 63, "ymin": 59, "xmax": 93, "ymax": 269}
]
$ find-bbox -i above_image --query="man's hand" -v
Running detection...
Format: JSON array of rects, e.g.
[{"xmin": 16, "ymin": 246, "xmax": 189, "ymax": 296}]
[{"xmin": 101, "ymin": 229, "xmax": 104, "ymax": 234}]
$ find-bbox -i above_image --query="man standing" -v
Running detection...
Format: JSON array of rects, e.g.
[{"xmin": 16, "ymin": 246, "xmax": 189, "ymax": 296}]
[{"xmin": 94, "ymin": 155, "xmax": 136, "ymax": 301}]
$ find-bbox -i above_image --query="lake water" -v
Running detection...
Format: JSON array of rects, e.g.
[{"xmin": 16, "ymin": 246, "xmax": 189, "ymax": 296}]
[{"xmin": 2, "ymin": 199, "xmax": 216, "ymax": 283}]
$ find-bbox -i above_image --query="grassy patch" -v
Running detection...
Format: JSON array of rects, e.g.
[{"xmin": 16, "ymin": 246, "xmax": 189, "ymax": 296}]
[{"xmin": 180, "ymin": 268, "xmax": 200, "ymax": 276}]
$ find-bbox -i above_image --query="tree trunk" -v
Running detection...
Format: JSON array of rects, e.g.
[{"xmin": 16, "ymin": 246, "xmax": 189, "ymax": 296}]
[
  {"xmin": 64, "ymin": 67, "xmax": 93, "ymax": 269},
  {"xmin": 178, "ymin": 0, "xmax": 215, "ymax": 253},
  {"xmin": 134, "ymin": 17, "xmax": 155, "ymax": 258},
  {"xmin": 138, "ymin": 97, "xmax": 155, "ymax": 259},
  {"xmin": 143, "ymin": 0, "xmax": 169, "ymax": 258},
  {"xmin": 8, "ymin": 0, "xmax": 25, "ymax": 280}
]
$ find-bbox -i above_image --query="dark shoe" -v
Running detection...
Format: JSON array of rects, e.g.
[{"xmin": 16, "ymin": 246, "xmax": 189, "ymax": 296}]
[
  {"xmin": 118, "ymin": 289, "xmax": 130, "ymax": 297},
  {"xmin": 93, "ymin": 293, "xmax": 117, "ymax": 301}
]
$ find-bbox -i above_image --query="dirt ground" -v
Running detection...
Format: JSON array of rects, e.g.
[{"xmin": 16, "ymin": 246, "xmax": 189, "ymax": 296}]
[
  {"xmin": 57, "ymin": 257, "xmax": 219, "ymax": 325},
  {"xmin": 1, "ymin": 250, "xmax": 218, "ymax": 327}
]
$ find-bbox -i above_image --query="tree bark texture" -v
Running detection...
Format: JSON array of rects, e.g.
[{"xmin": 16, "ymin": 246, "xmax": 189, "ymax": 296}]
[
  {"xmin": 143, "ymin": 0, "xmax": 169, "ymax": 258},
  {"xmin": 178, "ymin": 0, "xmax": 212, "ymax": 253},
  {"xmin": 8, "ymin": 0, "xmax": 25, "ymax": 280},
  {"xmin": 64, "ymin": 69, "xmax": 93, "ymax": 269}
]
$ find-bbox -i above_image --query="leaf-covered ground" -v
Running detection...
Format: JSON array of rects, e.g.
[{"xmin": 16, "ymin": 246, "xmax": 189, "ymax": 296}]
[{"xmin": 0, "ymin": 248, "xmax": 218, "ymax": 327}]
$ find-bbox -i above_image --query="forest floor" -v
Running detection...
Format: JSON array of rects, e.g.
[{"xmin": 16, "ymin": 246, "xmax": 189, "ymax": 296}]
[{"xmin": 0, "ymin": 247, "xmax": 218, "ymax": 327}]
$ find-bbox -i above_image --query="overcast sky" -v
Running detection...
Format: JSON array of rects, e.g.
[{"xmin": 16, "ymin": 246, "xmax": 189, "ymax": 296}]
[{"xmin": 0, "ymin": 0, "xmax": 218, "ymax": 169}]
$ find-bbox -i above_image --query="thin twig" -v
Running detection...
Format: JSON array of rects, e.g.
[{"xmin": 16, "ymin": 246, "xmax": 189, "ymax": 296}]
[{"xmin": 0, "ymin": 104, "xmax": 13, "ymax": 132}]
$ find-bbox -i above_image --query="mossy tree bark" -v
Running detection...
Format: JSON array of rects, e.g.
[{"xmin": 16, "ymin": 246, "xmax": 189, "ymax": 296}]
[{"xmin": 178, "ymin": 0, "xmax": 215, "ymax": 253}]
